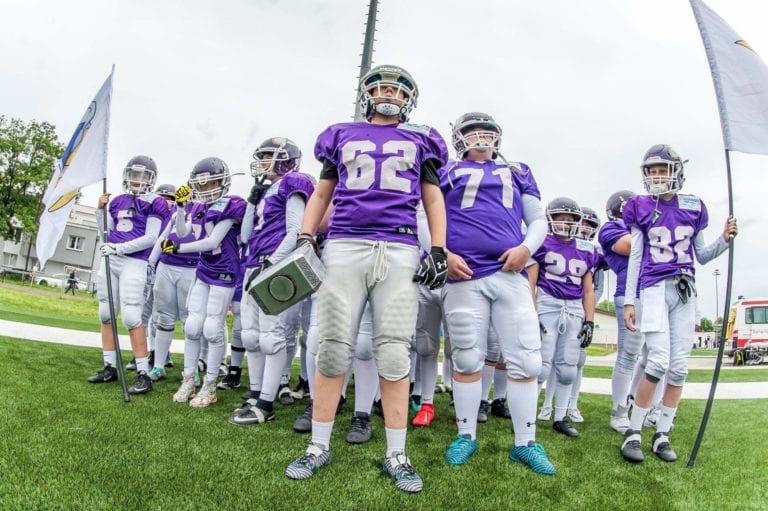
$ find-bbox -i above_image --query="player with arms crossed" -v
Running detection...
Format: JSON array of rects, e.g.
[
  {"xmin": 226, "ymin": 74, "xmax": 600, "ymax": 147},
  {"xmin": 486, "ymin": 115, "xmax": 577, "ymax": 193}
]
[
  {"xmin": 89, "ymin": 156, "xmax": 169, "ymax": 394},
  {"xmin": 440, "ymin": 112, "xmax": 554, "ymax": 473},
  {"xmin": 285, "ymin": 65, "xmax": 448, "ymax": 493},
  {"xmin": 621, "ymin": 145, "xmax": 736, "ymax": 462}
]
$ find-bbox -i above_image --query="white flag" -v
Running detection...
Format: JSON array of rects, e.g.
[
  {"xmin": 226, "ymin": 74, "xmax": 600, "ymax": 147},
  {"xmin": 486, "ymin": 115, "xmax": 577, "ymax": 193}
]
[
  {"xmin": 691, "ymin": 0, "xmax": 768, "ymax": 155},
  {"xmin": 35, "ymin": 69, "xmax": 113, "ymax": 269}
]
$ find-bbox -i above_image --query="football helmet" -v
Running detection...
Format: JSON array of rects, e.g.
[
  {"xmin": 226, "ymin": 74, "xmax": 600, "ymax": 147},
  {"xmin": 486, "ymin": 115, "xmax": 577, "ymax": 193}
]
[
  {"xmin": 155, "ymin": 183, "xmax": 177, "ymax": 199},
  {"xmin": 641, "ymin": 144, "xmax": 685, "ymax": 196},
  {"xmin": 546, "ymin": 197, "xmax": 582, "ymax": 238},
  {"xmin": 188, "ymin": 157, "xmax": 231, "ymax": 203},
  {"xmin": 122, "ymin": 155, "xmax": 157, "ymax": 195},
  {"xmin": 579, "ymin": 206, "xmax": 600, "ymax": 241},
  {"xmin": 358, "ymin": 65, "xmax": 418, "ymax": 122},
  {"xmin": 251, "ymin": 137, "xmax": 302, "ymax": 179},
  {"xmin": 605, "ymin": 190, "xmax": 635, "ymax": 221},
  {"xmin": 451, "ymin": 112, "xmax": 502, "ymax": 159}
]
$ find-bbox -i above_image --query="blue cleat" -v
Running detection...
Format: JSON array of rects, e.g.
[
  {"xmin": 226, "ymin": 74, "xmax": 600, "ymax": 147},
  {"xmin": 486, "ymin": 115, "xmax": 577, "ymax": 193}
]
[
  {"xmin": 286, "ymin": 443, "xmax": 331, "ymax": 480},
  {"xmin": 444, "ymin": 434, "xmax": 478, "ymax": 465},
  {"xmin": 509, "ymin": 441, "xmax": 556, "ymax": 475}
]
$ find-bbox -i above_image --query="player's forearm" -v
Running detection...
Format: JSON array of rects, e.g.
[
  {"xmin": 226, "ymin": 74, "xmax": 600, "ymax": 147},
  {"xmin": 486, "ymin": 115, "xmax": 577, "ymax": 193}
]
[
  {"xmin": 693, "ymin": 232, "xmax": 728, "ymax": 265},
  {"xmin": 624, "ymin": 227, "xmax": 644, "ymax": 305},
  {"xmin": 270, "ymin": 195, "xmax": 306, "ymax": 263},
  {"xmin": 421, "ymin": 182, "xmax": 446, "ymax": 247},
  {"xmin": 241, "ymin": 202, "xmax": 256, "ymax": 245},
  {"xmin": 178, "ymin": 219, "xmax": 234, "ymax": 253},
  {"xmin": 175, "ymin": 208, "xmax": 192, "ymax": 237},
  {"xmin": 521, "ymin": 194, "xmax": 546, "ymax": 254},
  {"xmin": 582, "ymin": 275, "xmax": 596, "ymax": 321},
  {"xmin": 148, "ymin": 221, "xmax": 172, "ymax": 266}
]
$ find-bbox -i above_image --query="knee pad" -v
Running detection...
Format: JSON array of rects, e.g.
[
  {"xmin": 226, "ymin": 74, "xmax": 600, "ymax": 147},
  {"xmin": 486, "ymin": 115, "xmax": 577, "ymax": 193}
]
[
  {"xmin": 413, "ymin": 331, "xmax": 439, "ymax": 357},
  {"xmin": 203, "ymin": 317, "xmax": 225, "ymax": 346},
  {"xmin": 121, "ymin": 305, "xmax": 143, "ymax": 330},
  {"xmin": 98, "ymin": 301, "xmax": 112, "ymax": 324},
  {"xmin": 241, "ymin": 328, "xmax": 260, "ymax": 352},
  {"xmin": 153, "ymin": 310, "xmax": 176, "ymax": 332},
  {"xmin": 259, "ymin": 331, "xmax": 286, "ymax": 355},
  {"xmin": 316, "ymin": 338, "xmax": 353, "ymax": 377},
  {"xmin": 555, "ymin": 364, "xmax": 577, "ymax": 385},
  {"xmin": 452, "ymin": 347, "xmax": 483, "ymax": 375},
  {"xmin": 373, "ymin": 338, "xmax": 411, "ymax": 381},
  {"xmin": 446, "ymin": 311, "xmax": 482, "ymax": 374},
  {"xmin": 538, "ymin": 359, "xmax": 552, "ymax": 385},
  {"xmin": 185, "ymin": 312, "xmax": 204, "ymax": 343},
  {"xmin": 509, "ymin": 351, "xmax": 542, "ymax": 380}
]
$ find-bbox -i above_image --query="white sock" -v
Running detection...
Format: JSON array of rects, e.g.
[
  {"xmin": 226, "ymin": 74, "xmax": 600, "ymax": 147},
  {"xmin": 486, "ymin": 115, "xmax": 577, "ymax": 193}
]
[
  {"xmin": 543, "ymin": 369, "xmax": 556, "ymax": 409},
  {"xmin": 569, "ymin": 366, "xmax": 583, "ymax": 409},
  {"xmin": 183, "ymin": 337, "xmax": 201, "ymax": 377},
  {"xmin": 311, "ymin": 420, "xmax": 334, "ymax": 450},
  {"xmin": 103, "ymin": 350, "xmax": 116, "ymax": 367},
  {"xmin": 507, "ymin": 379, "xmax": 538, "ymax": 447},
  {"xmin": 207, "ymin": 342, "xmax": 226, "ymax": 382},
  {"xmin": 493, "ymin": 367, "xmax": 507, "ymax": 401},
  {"xmin": 481, "ymin": 365, "xmax": 494, "ymax": 402},
  {"xmin": 553, "ymin": 382, "xmax": 572, "ymax": 421},
  {"xmin": 246, "ymin": 350, "xmax": 265, "ymax": 392},
  {"xmin": 611, "ymin": 370, "xmax": 633, "ymax": 411},
  {"xmin": 259, "ymin": 349, "xmax": 287, "ymax": 402},
  {"xmin": 453, "ymin": 379, "xmax": 481, "ymax": 439},
  {"xmin": 135, "ymin": 356, "xmax": 149, "ymax": 373},
  {"xmin": 307, "ymin": 351, "xmax": 317, "ymax": 399},
  {"xmin": 629, "ymin": 404, "xmax": 650, "ymax": 432},
  {"xmin": 353, "ymin": 357, "xmax": 379, "ymax": 414},
  {"xmin": 419, "ymin": 354, "xmax": 438, "ymax": 405},
  {"xmin": 385, "ymin": 427, "xmax": 407, "ymax": 458},
  {"xmin": 153, "ymin": 329, "xmax": 174, "ymax": 371},
  {"xmin": 656, "ymin": 404, "xmax": 677, "ymax": 434}
]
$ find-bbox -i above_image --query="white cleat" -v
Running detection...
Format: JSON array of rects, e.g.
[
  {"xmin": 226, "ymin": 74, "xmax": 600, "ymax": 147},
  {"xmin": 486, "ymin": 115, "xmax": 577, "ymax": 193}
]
[
  {"xmin": 567, "ymin": 408, "xmax": 584, "ymax": 423},
  {"xmin": 537, "ymin": 406, "xmax": 552, "ymax": 421},
  {"xmin": 173, "ymin": 374, "xmax": 197, "ymax": 403},
  {"xmin": 190, "ymin": 380, "xmax": 218, "ymax": 408}
]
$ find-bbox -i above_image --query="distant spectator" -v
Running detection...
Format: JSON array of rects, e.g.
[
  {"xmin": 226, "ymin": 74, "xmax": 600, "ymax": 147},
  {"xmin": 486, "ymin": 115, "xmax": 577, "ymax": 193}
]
[{"xmin": 65, "ymin": 270, "xmax": 78, "ymax": 295}]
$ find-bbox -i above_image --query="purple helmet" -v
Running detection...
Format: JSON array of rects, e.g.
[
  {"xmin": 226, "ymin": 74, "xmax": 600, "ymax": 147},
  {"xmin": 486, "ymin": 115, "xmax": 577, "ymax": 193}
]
[
  {"xmin": 641, "ymin": 144, "xmax": 685, "ymax": 196},
  {"xmin": 578, "ymin": 206, "xmax": 600, "ymax": 241},
  {"xmin": 122, "ymin": 155, "xmax": 157, "ymax": 194},
  {"xmin": 546, "ymin": 197, "xmax": 582, "ymax": 238},
  {"xmin": 250, "ymin": 137, "xmax": 302, "ymax": 179},
  {"xmin": 358, "ymin": 65, "xmax": 419, "ymax": 123},
  {"xmin": 189, "ymin": 157, "xmax": 231, "ymax": 203},
  {"xmin": 451, "ymin": 112, "xmax": 502, "ymax": 159},
  {"xmin": 155, "ymin": 183, "xmax": 177, "ymax": 199},
  {"xmin": 605, "ymin": 190, "xmax": 635, "ymax": 221}
]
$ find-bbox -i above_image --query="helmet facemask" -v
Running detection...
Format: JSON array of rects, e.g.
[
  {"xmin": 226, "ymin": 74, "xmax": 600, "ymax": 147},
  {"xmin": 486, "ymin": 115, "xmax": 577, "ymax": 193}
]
[
  {"xmin": 578, "ymin": 220, "xmax": 599, "ymax": 241},
  {"xmin": 547, "ymin": 209, "xmax": 582, "ymax": 238},
  {"xmin": 189, "ymin": 172, "xmax": 230, "ymax": 204},
  {"xmin": 640, "ymin": 145, "xmax": 685, "ymax": 196},
  {"xmin": 251, "ymin": 148, "xmax": 301, "ymax": 181},
  {"xmin": 358, "ymin": 67, "xmax": 418, "ymax": 123},
  {"xmin": 122, "ymin": 164, "xmax": 156, "ymax": 195}
]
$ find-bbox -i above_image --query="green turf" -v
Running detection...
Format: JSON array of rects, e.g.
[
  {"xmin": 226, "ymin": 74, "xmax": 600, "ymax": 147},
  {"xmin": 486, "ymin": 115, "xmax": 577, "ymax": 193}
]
[
  {"xmin": 582, "ymin": 364, "xmax": 768, "ymax": 383},
  {"xmin": 0, "ymin": 337, "xmax": 766, "ymax": 510}
]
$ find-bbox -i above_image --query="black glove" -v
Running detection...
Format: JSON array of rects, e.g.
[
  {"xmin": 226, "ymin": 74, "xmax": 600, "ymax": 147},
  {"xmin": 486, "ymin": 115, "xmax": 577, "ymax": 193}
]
[
  {"xmin": 296, "ymin": 233, "xmax": 318, "ymax": 252},
  {"xmin": 248, "ymin": 180, "xmax": 271, "ymax": 206},
  {"xmin": 578, "ymin": 320, "xmax": 594, "ymax": 348},
  {"xmin": 161, "ymin": 239, "xmax": 179, "ymax": 254},
  {"xmin": 539, "ymin": 321, "xmax": 548, "ymax": 336},
  {"xmin": 412, "ymin": 247, "xmax": 448, "ymax": 290}
]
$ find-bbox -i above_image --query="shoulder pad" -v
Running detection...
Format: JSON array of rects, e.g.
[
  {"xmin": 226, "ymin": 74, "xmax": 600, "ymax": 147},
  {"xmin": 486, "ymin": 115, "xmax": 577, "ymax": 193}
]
[
  {"xmin": 137, "ymin": 192, "xmax": 160, "ymax": 203},
  {"xmin": 576, "ymin": 239, "xmax": 595, "ymax": 252},
  {"xmin": 398, "ymin": 123, "xmax": 432, "ymax": 135},
  {"xmin": 210, "ymin": 197, "xmax": 229, "ymax": 212},
  {"xmin": 678, "ymin": 194, "xmax": 701, "ymax": 212}
]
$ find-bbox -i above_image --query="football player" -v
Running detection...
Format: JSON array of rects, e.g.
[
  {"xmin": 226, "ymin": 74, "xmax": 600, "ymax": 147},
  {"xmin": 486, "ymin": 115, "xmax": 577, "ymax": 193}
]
[
  {"xmin": 286, "ymin": 64, "xmax": 448, "ymax": 493},
  {"xmin": 530, "ymin": 197, "xmax": 595, "ymax": 438},
  {"xmin": 165, "ymin": 157, "xmax": 245, "ymax": 407},
  {"xmin": 621, "ymin": 144, "xmax": 736, "ymax": 462},
  {"xmin": 218, "ymin": 265, "xmax": 246, "ymax": 391},
  {"xmin": 598, "ymin": 190, "xmax": 643, "ymax": 433},
  {"xmin": 229, "ymin": 138, "xmax": 314, "ymax": 425},
  {"xmin": 440, "ymin": 112, "xmax": 554, "ymax": 473},
  {"xmin": 88, "ymin": 155, "xmax": 170, "ymax": 394}
]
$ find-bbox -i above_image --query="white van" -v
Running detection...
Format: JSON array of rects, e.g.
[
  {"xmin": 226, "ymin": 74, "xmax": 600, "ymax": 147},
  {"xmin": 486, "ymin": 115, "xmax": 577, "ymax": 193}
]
[{"xmin": 726, "ymin": 297, "xmax": 768, "ymax": 364}]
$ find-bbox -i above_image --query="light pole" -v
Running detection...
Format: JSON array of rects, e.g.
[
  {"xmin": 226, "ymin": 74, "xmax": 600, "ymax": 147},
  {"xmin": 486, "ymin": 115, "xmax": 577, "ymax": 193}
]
[{"xmin": 713, "ymin": 269, "xmax": 721, "ymax": 329}]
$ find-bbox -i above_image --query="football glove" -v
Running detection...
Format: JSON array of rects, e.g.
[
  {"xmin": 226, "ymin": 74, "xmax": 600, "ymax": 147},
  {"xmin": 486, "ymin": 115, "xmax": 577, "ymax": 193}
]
[
  {"xmin": 248, "ymin": 180, "xmax": 271, "ymax": 206},
  {"xmin": 412, "ymin": 247, "xmax": 448, "ymax": 290},
  {"xmin": 175, "ymin": 184, "xmax": 192, "ymax": 207},
  {"xmin": 100, "ymin": 243, "xmax": 121, "ymax": 256},
  {"xmin": 578, "ymin": 320, "xmax": 594, "ymax": 348},
  {"xmin": 296, "ymin": 233, "xmax": 318, "ymax": 252},
  {"xmin": 161, "ymin": 239, "xmax": 179, "ymax": 254}
]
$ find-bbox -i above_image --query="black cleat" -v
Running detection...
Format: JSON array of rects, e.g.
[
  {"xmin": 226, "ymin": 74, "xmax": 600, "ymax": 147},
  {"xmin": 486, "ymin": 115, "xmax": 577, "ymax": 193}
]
[
  {"xmin": 621, "ymin": 429, "xmax": 645, "ymax": 463},
  {"xmin": 652, "ymin": 432, "xmax": 678, "ymax": 462},
  {"xmin": 87, "ymin": 364, "xmax": 117, "ymax": 384},
  {"xmin": 278, "ymin": 384, "xmax": 294, "ymax": 405},
  {"xmin": 128, "ymin": 370, "xmax": 153, "ymax": 394},
  {"xmin": 336, "ymin": 395, "xmax": 346, "ymax": 415},
  {"xmin": 164, "ymin": 353, "xmax": 174, "ymax": 368},
  {"xmin": 293, "ymin": 399, "xmax": 313, "ymax": 433},
  {"xmin": 372, "ymin": 399, "xmax": 384, "ymax": 419},
  {"xmin": 241, "ymin": 389, "xmax": 260, "ymax": 401},
  {"xmin": 553, "ymin": 418, "xmax": 579, "ymax": 437},
  {"xmin": 217, "ymin": 366, "xmax": 242, "ymax": 390},
  {"xmin": 125, "ymin": 357, "xmax": 137, "ymax": 371},
  {"xmin": 477, "ymin": 400, "xmax": 490, "ymax": 423},
  {"xmin": 491, "ymin": 398, "xmax": 511, "ymax": 419},
  {"xmin": 346, "ymin": 412, "xmax": 372, "ymax": 444}
]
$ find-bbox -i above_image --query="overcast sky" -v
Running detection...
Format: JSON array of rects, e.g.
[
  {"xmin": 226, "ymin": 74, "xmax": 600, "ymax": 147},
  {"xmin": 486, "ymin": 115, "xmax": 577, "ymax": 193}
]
[{"xmin": 2, "ymin": 0, "xmax": 766, "ymax": 320}]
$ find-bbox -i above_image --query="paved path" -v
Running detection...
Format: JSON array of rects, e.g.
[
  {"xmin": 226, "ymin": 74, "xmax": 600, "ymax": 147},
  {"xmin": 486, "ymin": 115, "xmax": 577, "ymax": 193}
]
[{"xmin": 2, "ymin": 319, "xmax": 766, "ymax": 400}]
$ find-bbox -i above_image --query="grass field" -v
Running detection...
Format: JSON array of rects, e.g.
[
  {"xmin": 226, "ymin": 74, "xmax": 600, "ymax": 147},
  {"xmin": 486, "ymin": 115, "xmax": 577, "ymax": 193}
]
[
  {"xmin": 582, "ymin": 364, "xmax": 768, "ymax": 383},
  {"xmin": 1, "ymin": 336, "xmax": 766, "ymax": 511}
]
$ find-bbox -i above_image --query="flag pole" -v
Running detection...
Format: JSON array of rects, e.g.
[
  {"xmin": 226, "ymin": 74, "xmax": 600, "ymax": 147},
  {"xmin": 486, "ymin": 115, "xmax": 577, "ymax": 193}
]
[
  {"xmin": 100, "ymin": 179, "xmax": 130, "ymax": 403},
  {"xmin": 687, "ymin": 149, "xmax": 735, "ymax": 467}
]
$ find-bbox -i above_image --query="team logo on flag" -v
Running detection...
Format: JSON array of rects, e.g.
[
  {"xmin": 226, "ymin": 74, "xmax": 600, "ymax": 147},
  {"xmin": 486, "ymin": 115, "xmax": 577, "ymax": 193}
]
[
  {"xmin": 47, "ymin": 101, "xmax": 98, "ymax": 213},
  {"xmin": 735, "ymin": 39, "xmax": 757, "ymax": 54}
]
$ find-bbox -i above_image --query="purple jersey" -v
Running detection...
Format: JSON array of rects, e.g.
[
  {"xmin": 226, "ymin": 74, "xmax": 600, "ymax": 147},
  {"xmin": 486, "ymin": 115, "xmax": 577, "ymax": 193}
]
[
  {"xmin": 533, "ymin": 234, "xmax": 595, "ymax": 300},
  {"xmin": 623, "ymin": 194, "xmax": 708, "ymax": 290},
  {"xmin": 107, "ymin": 193, "xmax": 170, "ymax": 261},
  {"xmin": 244, "ymin": 172, "xmax": 314, "ymax": 268},
  {"xmin": 315, "ymin": 121, "xmax": 448, "ymax": 245},
  {"xmin": 196, "ymin": 195, "xmax": 246, "ymax": 287},
  {"xmin": 598, "ymin": 219, "xmax": 633, "ymax": 298},
  {"xmin": 441, "ymin": 160, "xmax": 540, "ymax": 281},
  {"xmin": 160, "ymin": 202, "xmax": 205, "ymax": 268}
]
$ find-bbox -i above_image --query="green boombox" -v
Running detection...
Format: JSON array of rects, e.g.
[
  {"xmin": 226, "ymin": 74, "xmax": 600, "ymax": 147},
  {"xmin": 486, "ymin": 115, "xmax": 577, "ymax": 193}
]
[{"xmin": 246, "ymin": 245, "xmax": 326, "ymax": 315}]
